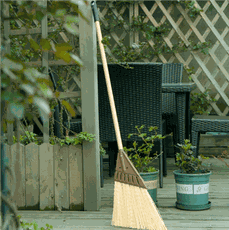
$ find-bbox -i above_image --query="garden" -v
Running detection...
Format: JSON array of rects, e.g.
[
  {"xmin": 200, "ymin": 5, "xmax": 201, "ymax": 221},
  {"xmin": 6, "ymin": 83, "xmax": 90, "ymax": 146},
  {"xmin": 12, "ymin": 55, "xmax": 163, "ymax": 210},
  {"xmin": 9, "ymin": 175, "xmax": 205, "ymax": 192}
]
[{"xmin": 1, "ymin": 0, "xmax": 229, "ymax": 229}]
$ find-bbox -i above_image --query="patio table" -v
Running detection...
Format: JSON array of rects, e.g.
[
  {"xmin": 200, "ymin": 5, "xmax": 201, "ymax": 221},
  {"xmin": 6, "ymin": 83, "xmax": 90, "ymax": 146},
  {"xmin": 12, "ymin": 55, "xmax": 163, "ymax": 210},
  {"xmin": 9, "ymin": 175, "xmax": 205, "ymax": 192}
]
[{"xmin": 162, "ymin": 83, "xmax": 196, "ymax": 148}]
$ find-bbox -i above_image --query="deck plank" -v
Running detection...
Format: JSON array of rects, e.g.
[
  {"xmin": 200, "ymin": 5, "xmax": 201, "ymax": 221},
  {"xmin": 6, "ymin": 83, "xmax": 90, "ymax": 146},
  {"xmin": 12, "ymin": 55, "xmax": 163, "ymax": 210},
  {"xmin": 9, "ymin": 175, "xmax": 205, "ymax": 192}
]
[{"xmin": 10, "ymin": 158, "xmax": 229, "ymax": 229}]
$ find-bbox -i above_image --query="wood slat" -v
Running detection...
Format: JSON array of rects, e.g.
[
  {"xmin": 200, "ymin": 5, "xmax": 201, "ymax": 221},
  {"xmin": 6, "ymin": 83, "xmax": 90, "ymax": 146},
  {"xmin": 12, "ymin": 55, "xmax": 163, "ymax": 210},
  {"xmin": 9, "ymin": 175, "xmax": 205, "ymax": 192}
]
[
  {"xmin": 39, "ymin": 143, "xmax": 54, "ymax": 210},
  {"xmin": 10, "ymin": 157, "xmax": 229, "ymax": 229},
  {"xmin": 194, "ymin": 1, "xmax": 229, "ymax": 54},
  {"xmin": 11, "ymin": 143, "xmax": 26, "ymax": 208},
  {"xmin": 58, "ymin": 91, "xmax": 81, "ymax": 99},
  {"xmin": 199, "ymin": 134, "xmax": 229, "ymax": 147},
  {"xmin": 25, "ymin": 143, "xmax": 39, "ymax": 209},
  {"xmin": 54, "ymin": 145, "xmax": 69, "ymax": 211},
  {"xmin": 68, "ymin": 145, "xmax": 84, "ymax": 211},
  {"xmin": 27, "ymin": 59, "xmax": 78, "ymax": 66},
  {"xmin": 10, "ymin": 26, "xmax": 58, "ymax": 36}
]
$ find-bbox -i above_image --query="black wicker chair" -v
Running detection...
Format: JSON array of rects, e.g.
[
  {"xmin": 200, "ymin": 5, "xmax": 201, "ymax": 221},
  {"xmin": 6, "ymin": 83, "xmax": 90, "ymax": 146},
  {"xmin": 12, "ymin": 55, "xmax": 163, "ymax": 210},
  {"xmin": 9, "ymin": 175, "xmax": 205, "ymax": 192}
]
[
  {"xmin": 191, "ymin": 115, "xmax": 229, "ymax": 157},
  {"xmin": 162, "ymin": 63, "xmax": 184, "ymax": 160},
  {"xmin": 65, "ymin": 63, "xmax": 171, "ymax": 188}
]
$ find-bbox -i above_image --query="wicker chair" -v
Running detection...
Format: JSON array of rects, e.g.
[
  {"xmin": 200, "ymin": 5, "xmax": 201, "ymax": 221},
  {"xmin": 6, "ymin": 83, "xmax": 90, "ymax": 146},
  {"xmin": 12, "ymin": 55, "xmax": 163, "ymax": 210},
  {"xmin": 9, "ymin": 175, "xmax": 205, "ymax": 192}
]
[
  {"xmin": 65, "ymin": 63, "xmax": 171, "ymax": 188},
  {"xmin": 162, "ymin": 63, "xmax": 184, "ymax": 159}
]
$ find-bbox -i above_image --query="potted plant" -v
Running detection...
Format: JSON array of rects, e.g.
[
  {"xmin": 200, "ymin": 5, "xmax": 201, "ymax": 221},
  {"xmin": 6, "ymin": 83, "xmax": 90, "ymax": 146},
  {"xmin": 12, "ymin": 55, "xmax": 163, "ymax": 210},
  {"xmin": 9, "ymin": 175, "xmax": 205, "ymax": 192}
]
[
  {"xmin": 174, "ymin": 139, "xmax": 211, "ymax": 210},
  {"xmin": 124, "ymin": 125, "xmax": 171, "ymax": 206}
]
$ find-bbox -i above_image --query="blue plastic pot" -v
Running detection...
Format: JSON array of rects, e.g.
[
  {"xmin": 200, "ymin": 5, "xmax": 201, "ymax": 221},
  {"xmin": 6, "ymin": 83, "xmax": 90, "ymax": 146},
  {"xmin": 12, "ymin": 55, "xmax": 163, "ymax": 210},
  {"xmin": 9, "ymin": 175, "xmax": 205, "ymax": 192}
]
[
  {"xmin": 173, "ymin": 170, "xmax": 212, "ymax": 210},
  {"xmin": 140, "ymin": 170, "xmax": 158, "ymax": 206}
]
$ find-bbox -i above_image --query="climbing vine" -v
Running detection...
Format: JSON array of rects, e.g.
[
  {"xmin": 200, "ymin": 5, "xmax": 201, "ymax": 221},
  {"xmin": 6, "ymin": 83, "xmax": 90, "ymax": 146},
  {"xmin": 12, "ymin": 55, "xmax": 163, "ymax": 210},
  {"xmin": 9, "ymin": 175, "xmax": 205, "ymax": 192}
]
[
  {"xmin": 5, "ymin": 0, "xmax": 216, "ymax": 128},
  {"xmin": 96, "ymin": 1, "xmax": 216, "ymax": 114}
]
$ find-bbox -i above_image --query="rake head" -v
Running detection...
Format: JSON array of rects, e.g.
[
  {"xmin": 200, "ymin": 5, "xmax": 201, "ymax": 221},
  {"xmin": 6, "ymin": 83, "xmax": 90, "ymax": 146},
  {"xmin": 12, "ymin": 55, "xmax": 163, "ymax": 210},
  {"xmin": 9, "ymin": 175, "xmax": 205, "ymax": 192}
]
[{"xmin": 114, "ymin": 149, "xmax": 147, "ymax": 189}]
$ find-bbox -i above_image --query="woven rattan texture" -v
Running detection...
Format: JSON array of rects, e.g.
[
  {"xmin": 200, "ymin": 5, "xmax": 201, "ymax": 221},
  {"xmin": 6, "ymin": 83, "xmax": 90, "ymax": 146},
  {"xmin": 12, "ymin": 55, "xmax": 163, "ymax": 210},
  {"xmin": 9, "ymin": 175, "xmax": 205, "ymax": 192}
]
[
  {"xmin": 163, "ymin": 85, "xmax": 194, "ymax": 93},
  {"xmin": 98, "ymin": 63, "xmax": 163, "ymax": 142},
  {"xmin": 162, "ymin": 63, "xmax": 183, "ymax": 115},
  {"xmin": 192, "ymin": 116, "xmax": 229, "ymax": 132}
]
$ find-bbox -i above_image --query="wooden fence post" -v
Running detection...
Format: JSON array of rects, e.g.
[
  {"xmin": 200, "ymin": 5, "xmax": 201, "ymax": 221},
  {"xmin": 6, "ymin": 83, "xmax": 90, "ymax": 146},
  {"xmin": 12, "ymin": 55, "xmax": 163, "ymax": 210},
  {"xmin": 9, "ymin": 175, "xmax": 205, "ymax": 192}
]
[
  {"xmin": 41, "ymin": 0, "xmax": 49, "ymax": 144},
  {"xmin": 79, "ymin": 1, "xmax": 101, "ymax": 211}
]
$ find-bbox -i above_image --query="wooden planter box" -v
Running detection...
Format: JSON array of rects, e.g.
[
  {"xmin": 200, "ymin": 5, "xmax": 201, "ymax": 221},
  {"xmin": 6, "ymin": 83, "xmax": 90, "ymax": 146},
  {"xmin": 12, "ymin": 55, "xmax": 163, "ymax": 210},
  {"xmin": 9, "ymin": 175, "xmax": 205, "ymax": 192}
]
[{"xmin": 5, "ymin": 143, "xmax": 84, "ymax": 211}]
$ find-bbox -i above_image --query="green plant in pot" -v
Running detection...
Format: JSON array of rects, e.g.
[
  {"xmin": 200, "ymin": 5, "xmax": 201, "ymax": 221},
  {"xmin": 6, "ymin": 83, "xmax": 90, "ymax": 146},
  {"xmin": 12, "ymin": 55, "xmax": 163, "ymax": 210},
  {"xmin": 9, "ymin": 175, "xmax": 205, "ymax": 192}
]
[
  {"xmin": 173, "ymin": 139, "xmax": 212, "ymax": 211},
  {"xmin": 124, "ymin": 125, "xmax": 171, "ymax": 206}
]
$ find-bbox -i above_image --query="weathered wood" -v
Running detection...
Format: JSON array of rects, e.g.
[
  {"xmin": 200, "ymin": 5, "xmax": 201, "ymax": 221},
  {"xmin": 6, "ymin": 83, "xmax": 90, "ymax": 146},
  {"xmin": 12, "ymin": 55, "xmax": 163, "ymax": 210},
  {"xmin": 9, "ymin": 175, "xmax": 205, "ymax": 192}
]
[
  {"xmin": 27, "ymin": 59, "xmax": 78, "ymax": 66},
  {"xmin": 11, "ymin": 143, "xmax": 25, "ymax": 208},
  {"xmin": 41, "ymin": 0, "xmax": 49, "ymax": 144},
  {"xmin": 54, "ymin": 145, "xmax": 69, "ymax": 211},
  {"xmin": 11, "ymin": 159, "xmax": 229, "ymax": 229},
  {"xmin": 58, "ymin": 91, "xmax": 81, "ymax": 99},
  {"xmin": 25, "ymin": 143, "xmax": 39, "ymax": 209},
  {"xmin": 5, "ymin": 143, "xmax": 85, "ymax": 211},
  {"xmin": 39, "ymin": 143, "xmax": 54, "ymax": 210},
  {"xmin": 199, "ymin": 134, "xmax": 229, "ymax": 147},
  {"xmin": 68, "ymin": 145, "xmax": 84, "ymax": 211},
  {"xmin": 6, "ymin": 105, "xmax": 14, "ymax": 145},
  {"xmin": 79, "ymin": 1, "xmax": 101, "ymax": 211}
]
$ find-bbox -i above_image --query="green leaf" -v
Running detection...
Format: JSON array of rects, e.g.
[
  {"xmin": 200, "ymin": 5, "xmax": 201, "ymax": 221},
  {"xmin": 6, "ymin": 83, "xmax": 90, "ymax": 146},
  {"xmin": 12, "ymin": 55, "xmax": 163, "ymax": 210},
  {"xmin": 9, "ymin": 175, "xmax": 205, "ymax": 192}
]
[
  {"xmin": 33, "ymin": 97, "xmax": 51, "ymax": 117},
  {"xmin": 37, "ymin": 82, "xmax": 53, "ymax": 98},
  {"xmin": 61, "ymin": 100, "xmax": 76, "ymax": 117},
  {"xmin": 40, "ymin": 38, "xmax": 52, "ymax": 51},
  {"xmin": 55, "ymin": 50, "xmax": 72, "ymax": 63},
  {"xmin": 36, "ymin": 10, "xmax": 45, "ymax": 21},
  {"xmin": 63, "ymin": 23, "xmax": 79, "ymax": 35},
  {"xmin": 55, "ymin": 43, "xmax": 73, "ymax": 52},
  {"xmin": 9, "ymin": 102, "xmax": 24, "ymax": 119},
  {"xmin": 20, "ymin": 84, "xmax": 35, "ymax": 95},
  {"xmin": 65, "ymin": 15, "xmax": 79, "ymax": 24},
  {"xmin": 29, "ymin": 39, "xmax": 40, "ymax": 51},
  {"xmin": 55, "ymin": 9, "xmax": 67, "ymax": 17},
  {"xmin": 70, "ymin": 54, "xmax": 83, "ymax": 66}
]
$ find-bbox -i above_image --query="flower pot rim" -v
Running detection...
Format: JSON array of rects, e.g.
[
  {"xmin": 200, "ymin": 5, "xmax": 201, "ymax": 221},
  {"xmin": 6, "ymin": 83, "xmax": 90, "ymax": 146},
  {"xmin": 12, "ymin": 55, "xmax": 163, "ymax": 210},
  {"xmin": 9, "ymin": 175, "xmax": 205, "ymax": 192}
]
[
  {"xmin": 173, "ymin": 169, "xmax": 212, "ymax": 176},
  {"xmin": 139, "ymin": 170, "xmax": 159, "ymax": 175}
]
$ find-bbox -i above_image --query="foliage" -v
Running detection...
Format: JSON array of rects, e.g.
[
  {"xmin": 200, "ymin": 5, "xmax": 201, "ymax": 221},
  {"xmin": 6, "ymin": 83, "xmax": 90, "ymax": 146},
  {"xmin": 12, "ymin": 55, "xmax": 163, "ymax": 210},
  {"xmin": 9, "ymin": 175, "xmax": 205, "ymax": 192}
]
[
  {"xmin": 212, "ymin": 148, "xmax": 229, "ymax": 168},
  {"xmin": 172, "ymin": 1, "xmax": 204, "ymax": 19},
  {"xmin": 7, "ymin": 130, "xmax": 106, "ymax": 155},
  {"xmin": 123, "ymin": 125, "xmax": 172, "ymax": 173},
  {"xmin": 97, "ymin": 1, "xmax": 212, "ymax": 69},
  {"xmin": 190, "ymin": 89, "xmax": 218, "ymax": 115},
  {"xmin": 97, "ymin": 1, "xmax": 216, "ymax": 116},
  {"xmin": 175, "ymin": 139, "xmax": 210, "ymax": 174},
  {"xmin": 1, "ymin": 2, "xmax": 89, "ymax": 229},
  {"xmin": 1, "ymin": 0, "xmax": 89, "ymax": 129},
  {"xmin": 17, "ymin": 215, "xmax": 53, "ymax": 230}
]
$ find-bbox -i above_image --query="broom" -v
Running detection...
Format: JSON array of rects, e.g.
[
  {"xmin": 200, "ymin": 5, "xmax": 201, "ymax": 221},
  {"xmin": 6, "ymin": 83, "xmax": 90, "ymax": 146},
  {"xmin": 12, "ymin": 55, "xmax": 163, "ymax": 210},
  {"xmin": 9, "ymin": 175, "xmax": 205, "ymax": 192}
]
[{"xmin": 91, "ymin": 1, "xmax": 168, "ymax": 229}]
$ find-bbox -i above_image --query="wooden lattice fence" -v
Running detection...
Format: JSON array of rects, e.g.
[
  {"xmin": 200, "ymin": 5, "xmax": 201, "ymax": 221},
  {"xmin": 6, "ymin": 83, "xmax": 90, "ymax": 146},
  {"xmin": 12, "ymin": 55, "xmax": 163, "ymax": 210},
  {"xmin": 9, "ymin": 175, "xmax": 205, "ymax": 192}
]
[
  {"xmin": 97, "ymin": 0, "xmax": 229, "ymax": 116},
  {"xmin": 2, "ymin": 0, "xmax": 101, "ymax": 216},
  {"xmin": 3, "ymin": 0, "xmax": 82, "ymax": 142}
]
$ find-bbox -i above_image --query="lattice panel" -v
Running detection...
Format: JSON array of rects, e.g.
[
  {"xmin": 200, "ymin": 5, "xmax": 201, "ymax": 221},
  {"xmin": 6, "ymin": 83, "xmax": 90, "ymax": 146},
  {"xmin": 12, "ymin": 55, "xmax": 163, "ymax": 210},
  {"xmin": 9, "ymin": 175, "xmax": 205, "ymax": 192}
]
[
  {"xmin": 97, "ymin": 0, "xmax": 229, "ymax": 116},
  {"xmin": 5, "ymin": 0, "xmax": 82, "ymax": 137}
]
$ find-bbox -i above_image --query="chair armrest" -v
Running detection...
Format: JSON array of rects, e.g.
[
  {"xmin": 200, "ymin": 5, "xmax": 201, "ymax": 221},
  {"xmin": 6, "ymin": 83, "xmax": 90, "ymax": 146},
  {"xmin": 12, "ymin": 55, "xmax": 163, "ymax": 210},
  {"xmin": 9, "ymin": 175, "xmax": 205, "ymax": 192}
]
[{"xmin": 162, "ymin": 83, "xmax": 196, "ymax": 93}]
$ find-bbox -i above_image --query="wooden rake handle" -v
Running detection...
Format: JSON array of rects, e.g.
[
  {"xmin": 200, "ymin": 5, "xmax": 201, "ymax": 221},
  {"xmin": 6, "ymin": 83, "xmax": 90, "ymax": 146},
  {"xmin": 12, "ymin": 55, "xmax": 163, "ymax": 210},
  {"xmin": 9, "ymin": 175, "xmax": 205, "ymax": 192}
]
[{"xmin": 91, "ymin": 1, "xmax": 123, "ymax": 151}]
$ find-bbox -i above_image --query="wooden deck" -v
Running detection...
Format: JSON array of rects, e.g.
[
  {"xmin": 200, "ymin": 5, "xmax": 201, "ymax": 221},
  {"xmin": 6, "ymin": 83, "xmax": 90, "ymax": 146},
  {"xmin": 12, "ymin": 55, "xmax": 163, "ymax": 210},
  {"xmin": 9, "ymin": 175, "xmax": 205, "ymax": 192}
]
[{"xmin": 4, "ymin": 157, "xmax": 229, "ymax": 229}]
